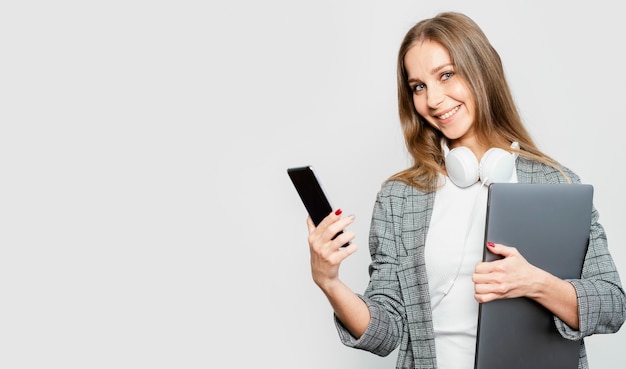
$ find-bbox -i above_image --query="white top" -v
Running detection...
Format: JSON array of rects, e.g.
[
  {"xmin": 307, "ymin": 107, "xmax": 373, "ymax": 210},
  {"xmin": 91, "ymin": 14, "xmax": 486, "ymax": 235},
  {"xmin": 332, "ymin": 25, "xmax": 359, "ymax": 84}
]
[{"xmin": 425, "ymin": 172, "xmax": 517, "ymax": 369}]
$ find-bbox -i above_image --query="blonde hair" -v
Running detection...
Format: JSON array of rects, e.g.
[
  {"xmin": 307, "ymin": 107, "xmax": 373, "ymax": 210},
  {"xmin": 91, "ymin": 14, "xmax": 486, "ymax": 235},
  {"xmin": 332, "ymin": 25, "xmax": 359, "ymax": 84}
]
[{"xmin": 389, "ymin": 12, "xmax": 564, "ymax": 190}]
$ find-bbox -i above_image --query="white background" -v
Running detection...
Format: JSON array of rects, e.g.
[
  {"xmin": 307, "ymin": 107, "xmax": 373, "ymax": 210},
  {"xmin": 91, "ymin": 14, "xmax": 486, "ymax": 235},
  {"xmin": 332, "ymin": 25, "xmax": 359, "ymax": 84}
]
[{"xmin": 1, "ymin": 1, "xmax": 624, "ymax": 368}]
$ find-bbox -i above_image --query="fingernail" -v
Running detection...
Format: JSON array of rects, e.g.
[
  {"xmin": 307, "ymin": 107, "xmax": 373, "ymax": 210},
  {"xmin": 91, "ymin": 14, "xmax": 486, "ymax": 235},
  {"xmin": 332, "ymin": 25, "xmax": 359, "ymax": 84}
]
[
  {"xmin": 335, "ymin": 209, "xmax": 343, "ymax": 216},
  {"xmin": 487, "ymin": 242, "xmax": 495, "ymax": 248}
]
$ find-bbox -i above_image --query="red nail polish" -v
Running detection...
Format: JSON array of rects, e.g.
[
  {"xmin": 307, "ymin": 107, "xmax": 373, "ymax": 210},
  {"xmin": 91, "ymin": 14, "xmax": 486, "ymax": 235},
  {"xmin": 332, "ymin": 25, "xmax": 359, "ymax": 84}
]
[
  {"xmin": 335, "ymin": 209, "xmax": 343, "ymax": 216},
  {"xmin": 487, "ymin": 242, "xmax": 495, "ymax": 248}
]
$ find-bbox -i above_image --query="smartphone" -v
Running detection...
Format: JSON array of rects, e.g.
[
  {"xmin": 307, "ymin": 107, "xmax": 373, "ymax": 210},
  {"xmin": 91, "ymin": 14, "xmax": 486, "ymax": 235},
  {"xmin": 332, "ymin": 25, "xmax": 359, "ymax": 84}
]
[{"xmin": 287, "ymin": 165, "xmax": 348, "ymax": 246}]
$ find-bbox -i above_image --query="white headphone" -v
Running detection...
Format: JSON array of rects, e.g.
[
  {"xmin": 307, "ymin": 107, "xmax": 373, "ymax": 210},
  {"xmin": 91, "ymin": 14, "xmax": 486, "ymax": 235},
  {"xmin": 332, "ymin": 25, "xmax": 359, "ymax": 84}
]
[{"xmin": 443, "ymin": 141, "xmax": 519, "ymax": 188}]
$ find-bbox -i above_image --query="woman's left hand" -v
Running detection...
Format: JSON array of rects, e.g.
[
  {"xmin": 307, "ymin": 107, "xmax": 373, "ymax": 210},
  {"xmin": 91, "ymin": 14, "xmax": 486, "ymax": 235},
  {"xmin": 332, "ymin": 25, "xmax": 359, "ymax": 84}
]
[
  {"xmin": 472, "ymin": 242, "xmax": 580, "ymax": 329},
  {"xmin": 472, "ymin": 242, "xmax": 542, "ymax": 303}
]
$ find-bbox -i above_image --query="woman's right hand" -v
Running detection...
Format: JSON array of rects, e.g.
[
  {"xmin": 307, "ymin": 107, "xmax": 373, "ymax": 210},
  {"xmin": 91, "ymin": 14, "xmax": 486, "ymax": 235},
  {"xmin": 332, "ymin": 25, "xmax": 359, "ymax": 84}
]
[{"xmin": 306, "ymin": 209, "xmax": 357, "ymax": 290}]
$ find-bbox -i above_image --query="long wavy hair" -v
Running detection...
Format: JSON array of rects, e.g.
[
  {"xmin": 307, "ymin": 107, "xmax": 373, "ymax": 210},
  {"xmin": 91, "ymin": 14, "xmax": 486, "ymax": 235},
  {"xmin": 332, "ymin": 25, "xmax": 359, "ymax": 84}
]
[{"xmin": 388, "ymin": 12, "xmax": 563, "ymax": 191}]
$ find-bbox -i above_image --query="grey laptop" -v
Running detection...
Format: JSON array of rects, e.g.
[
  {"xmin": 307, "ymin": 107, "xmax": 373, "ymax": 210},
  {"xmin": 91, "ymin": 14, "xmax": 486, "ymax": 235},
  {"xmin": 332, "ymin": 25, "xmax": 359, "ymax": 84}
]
[{"xmin": 474, "ymin": 183, "xmax": 593, "ymax": 369}]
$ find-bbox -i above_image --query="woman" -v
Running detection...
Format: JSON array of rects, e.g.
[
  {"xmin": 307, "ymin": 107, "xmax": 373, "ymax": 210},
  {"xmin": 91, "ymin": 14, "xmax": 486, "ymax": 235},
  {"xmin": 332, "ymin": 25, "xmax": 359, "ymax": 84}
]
[{"xmin": 306, "ymin": 11, "xmax": 626, "ymax": 369}]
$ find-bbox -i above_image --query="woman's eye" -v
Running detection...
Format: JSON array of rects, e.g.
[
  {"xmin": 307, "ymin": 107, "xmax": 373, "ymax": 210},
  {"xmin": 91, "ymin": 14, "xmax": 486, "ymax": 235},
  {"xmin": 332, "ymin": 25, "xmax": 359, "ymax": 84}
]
[
  {"xmin": 442, "ymin": 72, "xmax": 454, "ymax": 80},
  {"xmin": 412, "ymin": 83, "xmax": 426, "ymax": 92}
]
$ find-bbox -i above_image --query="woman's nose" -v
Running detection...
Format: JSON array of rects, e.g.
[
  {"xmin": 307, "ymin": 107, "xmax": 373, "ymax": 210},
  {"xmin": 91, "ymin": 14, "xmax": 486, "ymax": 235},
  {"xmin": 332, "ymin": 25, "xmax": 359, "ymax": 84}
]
[{"xmin": 427, "ymin": 85, "xmax": 444, "ymax": 108}]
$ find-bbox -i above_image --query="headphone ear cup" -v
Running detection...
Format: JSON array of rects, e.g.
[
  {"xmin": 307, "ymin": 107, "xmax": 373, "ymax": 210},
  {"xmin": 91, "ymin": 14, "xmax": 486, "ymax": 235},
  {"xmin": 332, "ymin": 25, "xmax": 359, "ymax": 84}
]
[
  {"xmin": 479, "ymin": 148, "xmax": 515, "ymax": 185},
  {"xmin": 445, "ymin": 146, "xmax": 479, "ymax": 188}
]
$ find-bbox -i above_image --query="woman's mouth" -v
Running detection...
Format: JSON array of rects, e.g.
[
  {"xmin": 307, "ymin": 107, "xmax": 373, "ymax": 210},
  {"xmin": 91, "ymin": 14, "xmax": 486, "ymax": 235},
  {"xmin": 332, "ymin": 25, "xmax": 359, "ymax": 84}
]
[{"xmin": 436, "ymin": 105, "xmax": 460, "ymax": 120}]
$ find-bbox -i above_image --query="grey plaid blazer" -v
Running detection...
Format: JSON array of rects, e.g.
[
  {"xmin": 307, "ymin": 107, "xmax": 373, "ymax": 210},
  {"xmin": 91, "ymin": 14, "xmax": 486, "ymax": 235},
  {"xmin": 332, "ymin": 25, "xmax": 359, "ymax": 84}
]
[{"xmin": 335, "ymin": 156, "xmax": 626, "ymax": 369}]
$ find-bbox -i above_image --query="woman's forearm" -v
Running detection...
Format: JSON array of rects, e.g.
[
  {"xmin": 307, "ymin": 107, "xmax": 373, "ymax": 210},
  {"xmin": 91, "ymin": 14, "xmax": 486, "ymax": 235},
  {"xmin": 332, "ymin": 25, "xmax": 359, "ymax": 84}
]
[
  {"xmin": 529, "ymin": 270, "xmax": 579, "ymax": 330},
  {"xmin": 319, "ymin": 279, "xmax": 371, "ymax": 338}
]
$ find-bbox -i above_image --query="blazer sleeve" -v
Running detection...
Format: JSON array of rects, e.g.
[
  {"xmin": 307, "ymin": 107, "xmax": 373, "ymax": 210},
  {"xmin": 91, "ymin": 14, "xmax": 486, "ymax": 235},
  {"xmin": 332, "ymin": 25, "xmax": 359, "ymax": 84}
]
[
  {"xmin": 556, "ymin": 203, "xmax": 626, "ymax": 339},
  {"xmin": 334, "ymin": 181, "xmax": 407, "ymax": 357}
]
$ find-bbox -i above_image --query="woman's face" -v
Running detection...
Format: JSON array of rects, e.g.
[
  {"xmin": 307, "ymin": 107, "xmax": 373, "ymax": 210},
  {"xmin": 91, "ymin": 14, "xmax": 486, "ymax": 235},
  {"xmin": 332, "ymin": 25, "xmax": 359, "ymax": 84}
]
[{"xmin": 404, "ymin": 40, "xmax": 477, "ymax": 147}]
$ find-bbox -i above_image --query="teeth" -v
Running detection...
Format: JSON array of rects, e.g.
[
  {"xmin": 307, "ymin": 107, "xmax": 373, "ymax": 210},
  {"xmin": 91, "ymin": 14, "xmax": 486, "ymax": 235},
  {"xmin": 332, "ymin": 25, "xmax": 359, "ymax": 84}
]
[{"xmin": 438, "ymin": 106, "xmax": 459, "ymax": 120}]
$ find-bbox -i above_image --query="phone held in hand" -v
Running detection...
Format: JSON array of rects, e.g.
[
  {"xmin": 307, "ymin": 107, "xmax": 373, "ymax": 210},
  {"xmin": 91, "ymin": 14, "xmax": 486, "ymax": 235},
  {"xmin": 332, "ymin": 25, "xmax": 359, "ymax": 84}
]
[{"xmin": 287, "ymin": 165, "xmax": 349, "ymax": 247}]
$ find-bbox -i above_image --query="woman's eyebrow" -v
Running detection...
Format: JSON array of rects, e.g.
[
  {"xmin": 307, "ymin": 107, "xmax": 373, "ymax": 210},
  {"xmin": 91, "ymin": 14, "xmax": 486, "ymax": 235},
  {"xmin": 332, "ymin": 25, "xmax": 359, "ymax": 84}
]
[
  {"xmin": 430, "ymin": 63, "xmax": 453, "ymax": 75},
  {"xmin": 407, "ymin": 63, "xmax": 454, "ymax": 84}
]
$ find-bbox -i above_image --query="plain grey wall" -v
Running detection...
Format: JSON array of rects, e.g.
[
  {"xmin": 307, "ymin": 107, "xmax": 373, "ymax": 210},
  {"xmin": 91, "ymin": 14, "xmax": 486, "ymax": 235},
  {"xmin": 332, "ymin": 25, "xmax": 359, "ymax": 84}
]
[{"xmin": 2, "ymin": 1, "xmax": 624, "ymax": 368}]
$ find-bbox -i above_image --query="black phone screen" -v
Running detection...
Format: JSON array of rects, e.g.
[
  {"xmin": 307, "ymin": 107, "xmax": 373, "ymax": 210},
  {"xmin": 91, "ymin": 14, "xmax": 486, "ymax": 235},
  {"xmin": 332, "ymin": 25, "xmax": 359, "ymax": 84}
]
[
  {"xmin": 287, "ymin": 166, "xmax": 333, "ymax": 226},
  {"xmin": 287, "ymin": 165, "xmax": 348, "ymax": 247}
]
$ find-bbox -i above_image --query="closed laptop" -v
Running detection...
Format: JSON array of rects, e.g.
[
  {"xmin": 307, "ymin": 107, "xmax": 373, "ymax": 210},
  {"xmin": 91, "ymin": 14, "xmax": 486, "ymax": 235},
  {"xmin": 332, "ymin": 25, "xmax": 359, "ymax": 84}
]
[{"xmin": 475, "ymin": 183, "xmax": 593, "ymax": 369}]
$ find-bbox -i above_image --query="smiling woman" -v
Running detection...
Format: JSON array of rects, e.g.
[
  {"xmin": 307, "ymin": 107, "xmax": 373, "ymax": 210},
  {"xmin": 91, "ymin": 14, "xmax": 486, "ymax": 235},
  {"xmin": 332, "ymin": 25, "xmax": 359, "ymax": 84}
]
[{"xmin": 303, "ymin": 11, "xmax": 626, "ymax": 369}]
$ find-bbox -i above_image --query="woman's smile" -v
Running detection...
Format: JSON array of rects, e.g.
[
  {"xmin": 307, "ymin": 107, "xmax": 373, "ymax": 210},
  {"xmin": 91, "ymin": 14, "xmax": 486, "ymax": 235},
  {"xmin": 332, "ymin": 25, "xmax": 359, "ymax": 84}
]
[{"xmin": 435, "ymin": 105, "xmax": 461, "ymax": 121}]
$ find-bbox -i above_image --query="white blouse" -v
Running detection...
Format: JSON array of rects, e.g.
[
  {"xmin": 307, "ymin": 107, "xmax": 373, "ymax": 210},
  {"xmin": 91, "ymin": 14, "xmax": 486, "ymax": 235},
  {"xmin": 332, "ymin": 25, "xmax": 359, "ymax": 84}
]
[{"xmin": 425, "ymin": 171, "xmax": 517, "ymax": 368}]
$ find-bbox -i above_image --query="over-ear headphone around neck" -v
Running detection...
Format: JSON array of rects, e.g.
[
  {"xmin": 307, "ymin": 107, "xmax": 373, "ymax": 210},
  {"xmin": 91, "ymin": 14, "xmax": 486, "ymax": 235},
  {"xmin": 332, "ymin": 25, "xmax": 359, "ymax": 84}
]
[{"xmin": 443, "ymin": 141, "xmax": 519, "ymax": 188}]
